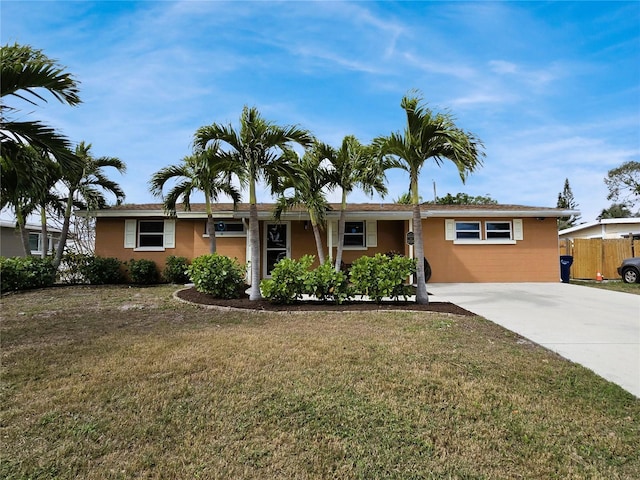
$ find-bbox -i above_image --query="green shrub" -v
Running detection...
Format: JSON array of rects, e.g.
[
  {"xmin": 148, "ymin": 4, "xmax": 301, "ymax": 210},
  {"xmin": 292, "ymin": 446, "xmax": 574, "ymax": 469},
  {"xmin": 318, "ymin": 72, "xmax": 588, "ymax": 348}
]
[
  {"xmin": 187, "ymin": 254, "xmax": 246, "ymax": 299},
  {"xmin": 350, "ymin": 253, "xmax": 416, "ymax": 303},
  {"xmin": 261, "ymin": 255, "xmax": 314, "ymax": 304},
  {"xmin": 127, "ymin": 259, "xmax": 159, "ymax": 285},
  {"xmin": 0, "ymin": 256, "xmax": 56, "ymax": 293},
  {"xmin": 304, "ymin": 260, "xmax": 352, "ymax": 304},
  {"xmin": 79, "ymin": 256, "xmax": 124, "ymax": 285},
  {"xmin": 163, "ymin": 255, "xmax": 190, "ymax": 284}
]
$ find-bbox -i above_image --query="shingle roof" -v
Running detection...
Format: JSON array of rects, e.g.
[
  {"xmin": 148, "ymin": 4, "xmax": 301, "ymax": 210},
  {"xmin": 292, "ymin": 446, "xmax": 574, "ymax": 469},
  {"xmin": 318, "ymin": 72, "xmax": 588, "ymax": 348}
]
[{"xmin": 89, "ymin": 202, "xmax": 576, "ymax": 218}]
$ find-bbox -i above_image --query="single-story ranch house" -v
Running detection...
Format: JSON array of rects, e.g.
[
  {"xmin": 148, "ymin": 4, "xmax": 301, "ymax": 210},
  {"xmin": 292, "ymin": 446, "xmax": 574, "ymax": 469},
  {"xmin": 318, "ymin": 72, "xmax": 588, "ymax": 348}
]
[
  {"xmin": 86, "ymin": 202, "xmax": 577, "ymax": 283},
  {"xmin": 0, "ymin": 220, "xmax": 62, "ymax": 258},
  {"xmin": 558, "ymin": 217, "xmax": 640, "ymax": 241}
]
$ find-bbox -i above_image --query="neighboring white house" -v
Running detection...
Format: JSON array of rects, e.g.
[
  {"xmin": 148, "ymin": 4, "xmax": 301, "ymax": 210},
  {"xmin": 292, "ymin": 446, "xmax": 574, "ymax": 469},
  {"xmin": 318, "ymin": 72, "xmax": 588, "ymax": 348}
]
[
  {"xmin": 558, "ymin": 218, "xmax": 640, "ymax": 240},
  {"xmin": 0, "ymin": 220, "xmax": 62, "ymax": 257}
]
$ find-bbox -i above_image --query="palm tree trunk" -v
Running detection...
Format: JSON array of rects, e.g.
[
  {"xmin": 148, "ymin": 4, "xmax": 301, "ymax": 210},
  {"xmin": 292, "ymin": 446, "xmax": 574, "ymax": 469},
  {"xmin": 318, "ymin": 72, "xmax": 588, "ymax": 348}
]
[
  {"xmin": 16, "ymin": 209, "xmax": 32, "ymax": 257},
  {"xmin": 334, "ymin": 190, "xmax": 347, "ymax": 272},
  {"xmin": 40, "ymin": 204, "xmax": 48, "ymax": 259},
  {"xmin": 207, "ymin": 216, "xmax": 217, "ymax": 254},
  {"xmin": 413, "ymin": 202, "xmax": 429, "ymax": 304},
  {"xmin": 53, "ymin": 193, "xmax": 73, "ymax": 269},
  {"xmin": 248, "ymin": 202, "xmax": 261, "ymax": 300},
  {"xmin": 311, "ymin": 223, "xmax": 326, "ymax": 265},
  {"xmin": 308, "ymin": 210, "xmax": 325, "ymax": 264},
  {"xmin": 205, "ymin": 195, "xmax": 217, "ymax": 254}
]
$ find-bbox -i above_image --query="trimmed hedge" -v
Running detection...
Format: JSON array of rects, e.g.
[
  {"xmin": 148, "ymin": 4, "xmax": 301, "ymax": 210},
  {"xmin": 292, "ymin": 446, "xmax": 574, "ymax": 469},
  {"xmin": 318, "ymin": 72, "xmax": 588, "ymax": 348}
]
[
  {"xmin": 350, "ymin": 253, "xmax": 416, "ymax": 303},
  {"xmin": 188, "ymin": 254, "xmax": 246, "ymax": 299},
  {"xmin": 0, "ymin": 256, "xmax": 56, "ymax": 293},
  {"xmin": 163, "ymin": 255, "xmax": 190, "ymax": 284},
  {"xmin": 304, "ymin": 260, "xmax": 352, "ymax": 305},
  {"xmin": 127, "ymin": 259, "xmax": 159, "ymax": 285},
  {"xmin": 261, "ymin": 255, "xmax": 315, "ymax": 304},
  {"xmin": 80, "ymin": 256, "xmax": 124, "ymax": 285}
]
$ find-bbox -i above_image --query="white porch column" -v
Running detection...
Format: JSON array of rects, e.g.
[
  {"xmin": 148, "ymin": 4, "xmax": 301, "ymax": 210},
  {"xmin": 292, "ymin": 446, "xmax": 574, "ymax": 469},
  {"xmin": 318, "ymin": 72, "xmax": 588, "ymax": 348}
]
[
  {"xmin": 408, "ymin": 217, "xmax": 415, "ymax": 285},
  {"xmin": 328, "ymin": 221, "xmax": 334, "ymax": 262}
]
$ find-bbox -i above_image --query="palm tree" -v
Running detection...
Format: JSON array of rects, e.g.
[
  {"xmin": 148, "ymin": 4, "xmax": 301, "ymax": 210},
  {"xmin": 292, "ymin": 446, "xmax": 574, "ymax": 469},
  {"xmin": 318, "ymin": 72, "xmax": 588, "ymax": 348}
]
[
  {"xmin": 318, "ymin": 135, "xmax": 389, "ymax": 271},
  {"xmin": 1, "ymin": 43, "xmax": 81, "ymax": 181},
  {"xmin": 0, "ymin": 145, "xmax": 60, "ymax": 256},
  {"xmin": 149, "ymin": 144, "xmax": 242, "ymax": 254},
  {"xmin": 194, "ymin": 106, "xmax": 314, "ymax": 300},
  {"xmin": 34, "ymin": 155, "xmax": 63, "ymax": 258},
  {"xmin": 52, "ymin": 142, "xmax": 126, "ymax": 269},
  {"xmin": 273, "ymin": 150, "xmax": 333, "ymax": 264},
  {"xmin": 376, "ymin": 94, "xmax": 484, "ymax": 304},
  {"xmin": 395, "ymin": 191, "xmax": 423, "ymax": 204}
]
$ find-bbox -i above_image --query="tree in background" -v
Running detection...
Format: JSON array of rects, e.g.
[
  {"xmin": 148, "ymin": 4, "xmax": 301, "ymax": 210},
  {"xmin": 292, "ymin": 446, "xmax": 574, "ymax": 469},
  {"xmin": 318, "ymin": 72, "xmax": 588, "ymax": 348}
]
[
  {"xmin": 0, "ymin": 145, "xmax": 62, "ymax": 256},
  {"xmin": 605, "ymin": 161, "xmax": 640, "ymax": 213},
  {"xmin": 53, "ymin": 142, "xmax": 126, "ymax": 269},
  {"xmin": 394, "ymin": 192, "xmax": 422, "ymax": 204},
  {"xmin": 150, "ymin": 144, "xmax": 241, "ymax": 254},
  {"xmin": 195, "ymin": 106, "xmax": 313, "ymax": 300},
  {"xmin": 318, "ymin": 135, "xmax": 389, "ymax": 272},
  {"xmin": 431, "ymin": 192, "xmax": 497, "ymax": 205},
  {"xmin": 376, "ymin": 93, "xmax": 484, "ymax": 304},
  {"xmin": 556, "ymin": 178, "xmax": 581, "ymax": 230},
  {"xmin": 598, "ymin": 203, "xmax": 637, "ymax": 219},
  {"xmin": 273, "ymin": 150, "xmax": 333, "ymax": 264}
]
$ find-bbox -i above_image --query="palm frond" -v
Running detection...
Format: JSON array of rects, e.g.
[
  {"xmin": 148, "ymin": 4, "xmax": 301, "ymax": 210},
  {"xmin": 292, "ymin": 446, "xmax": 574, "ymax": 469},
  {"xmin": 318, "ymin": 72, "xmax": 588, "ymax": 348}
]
[{"xmin": 1, "ymin": 43, "xmax": 81, "ymax": 106}]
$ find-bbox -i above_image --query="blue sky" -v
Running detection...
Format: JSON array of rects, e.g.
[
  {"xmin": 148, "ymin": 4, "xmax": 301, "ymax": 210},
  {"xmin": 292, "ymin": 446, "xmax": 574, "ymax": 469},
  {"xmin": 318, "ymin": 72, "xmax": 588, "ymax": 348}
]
[{"xmin": 3, "ymin": 0, "xmax": 639, "ymax": 222}]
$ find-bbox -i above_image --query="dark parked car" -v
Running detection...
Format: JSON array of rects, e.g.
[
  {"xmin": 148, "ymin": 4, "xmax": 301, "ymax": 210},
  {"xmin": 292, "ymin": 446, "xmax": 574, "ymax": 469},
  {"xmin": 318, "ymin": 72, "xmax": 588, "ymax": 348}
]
[{"xmin": 618, "ymin": 257, "xmax": 640, "ymax": 283}]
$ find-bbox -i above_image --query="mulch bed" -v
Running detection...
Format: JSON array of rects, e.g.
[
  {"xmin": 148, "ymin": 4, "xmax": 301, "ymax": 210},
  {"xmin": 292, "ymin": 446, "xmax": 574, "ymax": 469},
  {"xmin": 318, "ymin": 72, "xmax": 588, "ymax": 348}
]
[{"xmin": 176, "ymin": 287, "xmax": 476, "ymax": 316}]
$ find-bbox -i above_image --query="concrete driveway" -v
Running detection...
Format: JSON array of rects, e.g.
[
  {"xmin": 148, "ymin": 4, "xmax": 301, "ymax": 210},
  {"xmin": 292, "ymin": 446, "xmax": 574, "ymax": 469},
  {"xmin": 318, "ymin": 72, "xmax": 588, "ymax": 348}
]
[{"xmin": 428, "ymin": 283, "xmax": 640, "ymax": 398}]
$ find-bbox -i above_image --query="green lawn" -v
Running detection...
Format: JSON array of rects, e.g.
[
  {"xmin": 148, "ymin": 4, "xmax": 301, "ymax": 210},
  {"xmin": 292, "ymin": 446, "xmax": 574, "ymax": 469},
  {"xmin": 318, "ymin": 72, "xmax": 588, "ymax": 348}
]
[
  {"xmin": 1, "ymin": 285, "xmax": 638, "ymax": 479},
  {"xmin": 571, "ymin": 279, "xmax": 640, "ymax": 295}
]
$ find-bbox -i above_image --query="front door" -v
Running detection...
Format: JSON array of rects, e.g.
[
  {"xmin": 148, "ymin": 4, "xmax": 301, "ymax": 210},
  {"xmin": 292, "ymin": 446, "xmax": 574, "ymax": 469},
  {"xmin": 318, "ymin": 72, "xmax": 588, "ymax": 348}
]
[{"xmin": 264, "ymin": 222, "xmax": 290, "ymax": 277}]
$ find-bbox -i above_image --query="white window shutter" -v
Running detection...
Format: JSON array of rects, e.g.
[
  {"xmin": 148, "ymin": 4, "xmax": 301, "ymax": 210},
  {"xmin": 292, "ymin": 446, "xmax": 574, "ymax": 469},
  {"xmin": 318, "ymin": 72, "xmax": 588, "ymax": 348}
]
[
  {"xmin": 164, "ymin": 219, "xmax": 176, "ymax": 248},
  {"xmin": 330, "ymin": 221, "xmax": 338, "ymax": 246},
  {"xmin": 445, "ymin": 219, "xmax": 455, "ymax": 241},
  {"xmin": 366, "ymin": 220, "xmax": 377, "ymax": 247},
  {"xmin": 513, "ymin": 219, "xmax": 523, "ymax": 241},
  {"xmin": 124, "ymin": 219, "xmax": 136, "ymax": 248}
]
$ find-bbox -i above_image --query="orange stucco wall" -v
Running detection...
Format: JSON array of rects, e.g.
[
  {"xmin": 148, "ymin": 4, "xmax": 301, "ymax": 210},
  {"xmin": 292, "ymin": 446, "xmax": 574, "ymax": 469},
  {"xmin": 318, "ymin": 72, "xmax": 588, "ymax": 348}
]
[
  {"xmin": 290, "ymin": 221, "xmax": 323, "ymax": 267},
  {"xmin": 327, "ymin": 220, "xmax": 406, "ymax": 265},
  {"xmin": 94, "ymin": 216, "xmax": 560, "ymax": 282},
  {"xmin": 423, "ymin": 217, "xmax": 560, "ymax": 282},
  {"xmin": 95, "ymin": 218, "xmax": 246, "ymax": 267}
]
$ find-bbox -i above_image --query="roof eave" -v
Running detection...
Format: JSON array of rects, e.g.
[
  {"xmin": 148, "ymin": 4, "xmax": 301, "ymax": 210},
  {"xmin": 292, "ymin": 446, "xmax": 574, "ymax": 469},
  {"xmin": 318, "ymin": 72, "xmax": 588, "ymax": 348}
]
[{"xmin": 422, "ymin": 209, "xmax": 580, "ymax": 218}]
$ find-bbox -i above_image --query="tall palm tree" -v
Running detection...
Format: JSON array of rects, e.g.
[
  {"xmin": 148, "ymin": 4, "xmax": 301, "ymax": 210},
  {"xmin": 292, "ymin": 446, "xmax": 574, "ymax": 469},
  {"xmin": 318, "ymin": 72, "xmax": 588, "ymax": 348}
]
[
  {"xmin": 318, "ymin": 135, "xmax": 389, "ymax": 271},
  {"xmin": 0, "ymin": 145, "xmax": 60, "ymax": 256},
  {"xmin": 34, "ymin": 154, "xmax": 63, "ymax": 258},
  {"xmin": 376, "ymin": 94, "xmax": 484, "ymax": 304},
  {"xmin": 194, "ymin": 106, "xmax": 314, "ymax": 300},
  {"xmin": 273, "ymin": 150, "xmax": 333, "ymax": 264},
  {"xmin": 53, "ymin": 142, "xmax": 126, "ymax": 269},
  {"xmin": 149, "ymin": 144, "xmax": 242, "ymax": 254},
  {"xmin": 1, "ymin": 43, "xmax": 81, "ymax": 181}
]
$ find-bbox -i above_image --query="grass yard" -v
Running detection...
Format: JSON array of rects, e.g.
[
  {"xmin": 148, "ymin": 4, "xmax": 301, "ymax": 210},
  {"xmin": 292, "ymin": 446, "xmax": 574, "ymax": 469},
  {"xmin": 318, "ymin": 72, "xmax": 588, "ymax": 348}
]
[
  {"xmin": 1, "ymin": 285, "xmax": 639, "ymax": 479},
  {"xmin": 571, "ymin": 279, "xmax": 640, "ymax": 295}
]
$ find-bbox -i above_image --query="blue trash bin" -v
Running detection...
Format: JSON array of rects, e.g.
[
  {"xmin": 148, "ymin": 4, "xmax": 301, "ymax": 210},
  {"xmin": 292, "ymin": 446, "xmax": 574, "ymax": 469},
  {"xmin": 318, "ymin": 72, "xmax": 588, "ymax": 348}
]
[{"xmin": 560, "ymin": 255, "xmax": 573, "ymax": 283}]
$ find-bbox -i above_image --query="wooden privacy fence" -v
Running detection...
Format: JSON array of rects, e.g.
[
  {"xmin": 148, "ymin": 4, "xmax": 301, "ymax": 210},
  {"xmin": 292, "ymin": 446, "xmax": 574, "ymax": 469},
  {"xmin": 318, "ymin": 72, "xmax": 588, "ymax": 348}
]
[{"xmin": 559, "ymin": 238, "xmax": 640, "ymax": 280}]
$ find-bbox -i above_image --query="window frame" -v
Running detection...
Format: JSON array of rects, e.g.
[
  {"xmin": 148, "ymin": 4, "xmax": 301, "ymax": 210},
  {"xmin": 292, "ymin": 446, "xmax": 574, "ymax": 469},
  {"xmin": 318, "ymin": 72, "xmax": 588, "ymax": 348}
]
[
  {"xmin": 446, "ymin": 219, "xmax": 519, "ymax": 245},
  {"xmin": 343, "ymin": 221, "xmax": 366, "ymax": 248},
  {"xmin": 29, "ymin": 232, "xmax": 54, "ymax": 254},
  {"xmin": 137, "ymin": 220, "xmax": 165, "ymax": 249},
  {"xmin": 204, "ymin": 219, "xmax": 246, "ymax": 238},
  {"xmin": 485, "ymin": 221, "xmax": 513, "ymax": 240},
  {"xmin": 455, "ymin": 221, "xmax": 481, "ymax": 240},
  {"xmin": 29, "ymin": 233, "xmax": 41, "ymax": 253},
  {"xmin": 125, "ymin": 219, "xmax": 175, "ymax": 251}
]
